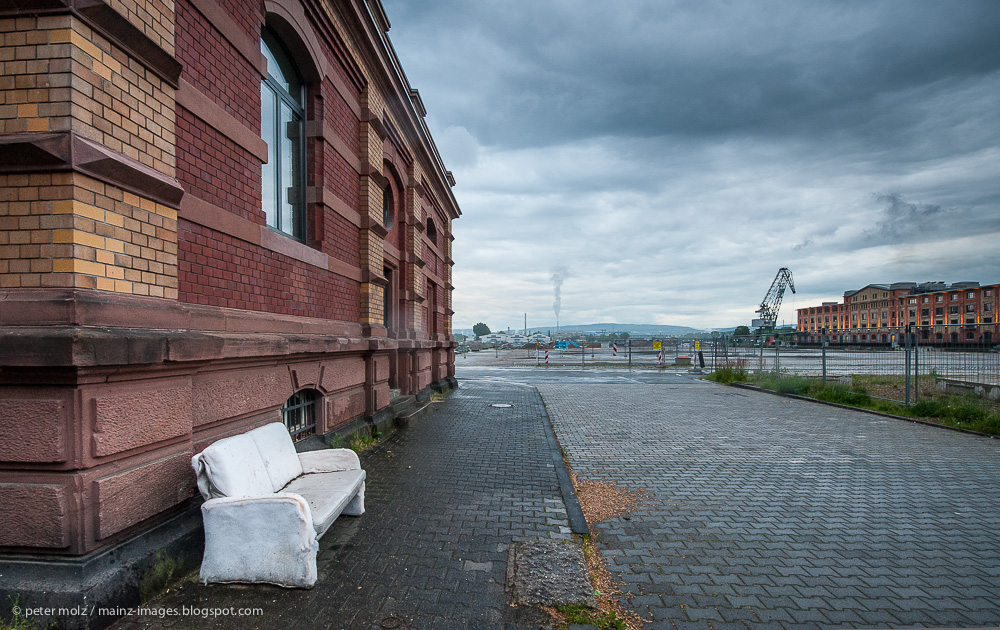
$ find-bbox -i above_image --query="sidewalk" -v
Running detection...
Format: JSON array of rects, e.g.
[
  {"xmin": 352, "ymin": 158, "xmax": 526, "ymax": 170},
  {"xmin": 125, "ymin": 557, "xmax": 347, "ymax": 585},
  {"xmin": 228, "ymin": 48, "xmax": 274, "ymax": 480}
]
[{"xmin": 111, "ymin": 380, "xmax": 575, "ymax": 630}]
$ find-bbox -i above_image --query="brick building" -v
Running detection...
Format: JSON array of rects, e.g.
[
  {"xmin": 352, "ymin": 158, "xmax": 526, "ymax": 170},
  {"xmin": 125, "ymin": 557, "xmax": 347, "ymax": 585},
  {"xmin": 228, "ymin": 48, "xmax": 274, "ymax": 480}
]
[
  {"xmin": 0, "ymin": 0, "xmax": 458, "ymax": 620},
  {"xmin": 797, "ymin": 281, "xmax": 998, "ymax": 346}
]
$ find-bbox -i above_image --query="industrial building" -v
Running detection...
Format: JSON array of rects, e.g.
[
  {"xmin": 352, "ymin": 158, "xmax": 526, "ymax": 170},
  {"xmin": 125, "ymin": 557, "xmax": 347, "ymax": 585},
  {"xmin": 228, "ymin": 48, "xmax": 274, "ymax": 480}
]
[
  {"xmin": 0, "ymin": 0, "xmax": 458, "ymax": 621},
  {"xmin": 797, "ymin": 282, "xmax": 998, "ymax": 346}
]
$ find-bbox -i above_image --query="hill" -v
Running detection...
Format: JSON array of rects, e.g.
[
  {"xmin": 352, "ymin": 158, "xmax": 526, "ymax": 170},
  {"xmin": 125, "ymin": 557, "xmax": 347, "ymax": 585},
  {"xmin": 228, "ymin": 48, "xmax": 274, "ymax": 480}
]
[{"xmin": 454, "ymin": 322, "xmax": 705, "ymax": 336}]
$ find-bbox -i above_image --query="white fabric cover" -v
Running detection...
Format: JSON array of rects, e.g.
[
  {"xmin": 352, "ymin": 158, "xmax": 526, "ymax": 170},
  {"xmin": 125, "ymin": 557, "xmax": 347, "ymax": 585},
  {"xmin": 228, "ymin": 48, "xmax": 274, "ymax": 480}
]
[
  {"xmin": 281, "ymin": 470, "xmax": 366, "ymax": 536},
  {"xmin": 191, "ymin": 426, "xmax": 368, "ymax": 588},
  {"xmin": 297, "ymin": 448, "xmax": 362, "ymax": 474},
  {"xmin": 193, "ymin": 434, "xmax": 273, "ymax": 499},
  {"xmin": 199, "ymin": 493, "xmax": 318, "ymax": 588},
  {"xmin": 247, "ymin": 423, "xmax": 304, "ymax": 492}
]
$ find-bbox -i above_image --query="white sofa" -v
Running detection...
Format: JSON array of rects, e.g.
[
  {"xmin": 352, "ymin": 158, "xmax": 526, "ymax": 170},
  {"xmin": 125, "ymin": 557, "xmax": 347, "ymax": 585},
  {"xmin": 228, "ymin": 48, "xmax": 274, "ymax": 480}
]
[{"xmin": 191, "ymin": 422, "xmax": 366, "ymax": 588}]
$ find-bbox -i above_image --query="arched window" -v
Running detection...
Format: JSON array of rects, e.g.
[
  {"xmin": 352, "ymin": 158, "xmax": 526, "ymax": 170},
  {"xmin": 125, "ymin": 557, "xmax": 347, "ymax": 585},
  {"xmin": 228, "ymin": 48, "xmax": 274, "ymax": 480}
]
[
  {"xmin": 281, "ymin": 389, "xmax": 318, "ymax": 441},
  {"xmin": 382, "ymin": 184, "xmax": 393, "ymax": 233},
  {"xmin": 426, "ymin": 217, "xmax": 437, "ymax": 246},
  {"xmin": 261, "ymin": 29, "xmax": 306, "ymax": 240}
]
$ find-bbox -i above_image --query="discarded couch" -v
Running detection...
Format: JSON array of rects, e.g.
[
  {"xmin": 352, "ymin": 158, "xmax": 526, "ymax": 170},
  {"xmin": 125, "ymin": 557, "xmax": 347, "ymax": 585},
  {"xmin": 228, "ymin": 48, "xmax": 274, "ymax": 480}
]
[{"xmin": 191, "ymin": 422, "xmax": 366, "ymax": 587}]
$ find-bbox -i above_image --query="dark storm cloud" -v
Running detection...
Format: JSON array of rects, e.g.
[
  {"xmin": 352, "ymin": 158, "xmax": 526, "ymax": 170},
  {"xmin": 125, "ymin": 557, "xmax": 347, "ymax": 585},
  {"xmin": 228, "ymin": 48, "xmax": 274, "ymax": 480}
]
[
  {"xmin": 381, "ymin": 0, "xmax": 1000, "ymax": 329},
  {"xmin": 866, "ymin": 193, "xmax": 1000, "ymax": 244},
  {"xmin": 387, "ymin": 0, "xmax": 1000, "ymax": 149}
]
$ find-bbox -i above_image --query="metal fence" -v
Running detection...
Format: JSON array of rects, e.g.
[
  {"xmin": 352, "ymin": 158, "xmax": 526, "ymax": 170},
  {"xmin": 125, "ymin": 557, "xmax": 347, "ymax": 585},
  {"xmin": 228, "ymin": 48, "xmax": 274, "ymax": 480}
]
[
  {"xmin": 711, "ymin": 325, "xmax": 1000, "ymax": 404},
  {"xmin": 458, "ymin": 340, "xmax": 702, "ymax": 368},
  {"xmin": 458, "ymin": 326, "xmax": 1000, "ymax": 406}
]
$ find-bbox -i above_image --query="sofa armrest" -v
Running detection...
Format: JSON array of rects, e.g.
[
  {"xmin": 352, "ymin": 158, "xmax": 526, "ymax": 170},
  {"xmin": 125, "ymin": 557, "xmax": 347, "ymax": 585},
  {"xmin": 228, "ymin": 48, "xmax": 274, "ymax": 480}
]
[
  {"xmin": 199, "ymin": 493, "xmax": 318, "ymax": 588},
  {"xmin": 297, "ymin": 448, "xmax": 361, "ymax": 473}
]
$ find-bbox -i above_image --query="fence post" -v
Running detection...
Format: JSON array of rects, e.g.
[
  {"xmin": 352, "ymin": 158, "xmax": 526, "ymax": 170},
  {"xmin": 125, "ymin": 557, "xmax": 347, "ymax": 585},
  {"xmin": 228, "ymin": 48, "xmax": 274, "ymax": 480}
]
[
  {"xmin": 775, "ymin": 338, "xmax": 780, "ymax": 373},
  {"xmin": 821, "ymin": 328, "xmax": 827, "ymax": 387},
  {"xmin": 628, "ymin": 339, "xmax": 632, "ymax": 367},
  {"xmin": 904, "ymin": 324, "xmax": 912, "ymax": 406},
  {"xmin": 913, "ymin": 326, "xmax": 919, "ymax": 403}
]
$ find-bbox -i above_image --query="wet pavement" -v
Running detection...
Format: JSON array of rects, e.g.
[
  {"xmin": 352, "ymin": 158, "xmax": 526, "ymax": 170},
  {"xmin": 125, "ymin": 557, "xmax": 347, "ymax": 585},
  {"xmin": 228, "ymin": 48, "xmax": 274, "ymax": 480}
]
[
  {"xmin": 537, "ymin": 373, "xmax": 1000, "ymax": 629},
  {"xmin": 112, "ymin": 379, "xmax": 573, "ymax": 630},
  {"xmin": 111, "ymin": 366, "xmax": 1000, "ymax": 629}
]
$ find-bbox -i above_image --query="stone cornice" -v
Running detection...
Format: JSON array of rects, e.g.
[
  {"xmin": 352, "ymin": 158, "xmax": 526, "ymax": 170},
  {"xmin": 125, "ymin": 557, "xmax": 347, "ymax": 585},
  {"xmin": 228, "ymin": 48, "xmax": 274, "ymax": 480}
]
[{"xmin": 0, "ymin": 131, "xmax": 184, "ymax": 208}]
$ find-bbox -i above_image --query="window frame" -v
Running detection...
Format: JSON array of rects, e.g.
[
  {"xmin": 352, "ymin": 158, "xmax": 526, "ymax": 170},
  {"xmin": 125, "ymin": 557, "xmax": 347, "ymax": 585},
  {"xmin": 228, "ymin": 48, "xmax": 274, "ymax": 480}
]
[{"xmin": 260, "ymin": 29, "xmax": 307, "ymax": 241}]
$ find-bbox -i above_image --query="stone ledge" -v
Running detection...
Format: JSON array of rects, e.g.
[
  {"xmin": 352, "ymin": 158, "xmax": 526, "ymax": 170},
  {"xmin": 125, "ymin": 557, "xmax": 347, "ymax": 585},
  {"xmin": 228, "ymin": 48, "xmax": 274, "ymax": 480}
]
[{"xmin": 0, "ymin": 507, "xmax": 202, "ymax": 630}]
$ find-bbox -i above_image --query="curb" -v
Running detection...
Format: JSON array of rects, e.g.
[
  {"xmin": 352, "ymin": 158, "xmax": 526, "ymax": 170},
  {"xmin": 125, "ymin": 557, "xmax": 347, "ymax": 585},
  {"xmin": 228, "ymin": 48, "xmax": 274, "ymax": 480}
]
[
  {"xmin": 726, "ymin": 381, "xmax": 999, "ymax": 439},
  {"xmin": 538, "ymin": 401, "xmax": 590, "ymax": 536}
]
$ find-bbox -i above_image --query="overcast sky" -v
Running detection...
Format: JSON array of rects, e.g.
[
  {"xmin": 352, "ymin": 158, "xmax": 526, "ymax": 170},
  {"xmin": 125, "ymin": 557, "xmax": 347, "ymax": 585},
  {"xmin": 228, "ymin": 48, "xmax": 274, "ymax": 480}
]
[{"xmin": 381, "ymin": 0, "xmax": 1000, "ymax": 332}]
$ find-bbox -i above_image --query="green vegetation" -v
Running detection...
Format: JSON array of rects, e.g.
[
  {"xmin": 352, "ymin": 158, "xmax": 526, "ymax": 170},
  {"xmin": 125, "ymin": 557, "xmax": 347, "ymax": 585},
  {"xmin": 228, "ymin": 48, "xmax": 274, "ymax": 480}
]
[
  {"xmin": 705, "ymin": 364, "xmax": 749, "ymax": 384},
  {"xmin": 2, "ymin": 596, "xmax": 38, "ymax": 630},
  {"xmin": 139, "ymin": 552, "xmax": 180, "ymax": 603},
  {"xmin": 708, "ymin": 371, "xmax": 1000, "ymax": 436},
  {"xmin": 554, "ymin": 603, "xmax": 623, "ymax": 630},
  {"xmin": 472, "ymin": 322, "xmax": 491, "ymax": 337},
  {"xmin": 327, "ymin": 426, "xmax": 379, "ymax": 452}
]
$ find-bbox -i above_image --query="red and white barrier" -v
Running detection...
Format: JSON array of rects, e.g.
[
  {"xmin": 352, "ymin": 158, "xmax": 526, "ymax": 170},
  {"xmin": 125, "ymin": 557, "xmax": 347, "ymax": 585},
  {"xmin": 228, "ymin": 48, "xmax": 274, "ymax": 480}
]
[
  {"xmin": 612, "ymin": 342, "xmax": 618, "ymax": 357},
  {"xmin": 657, "ymin": 349, "xmax": 663, "ymax": 365},
  {"xmin": 544, "ymin": 350, "xmax": 549, "ymax": 365}
]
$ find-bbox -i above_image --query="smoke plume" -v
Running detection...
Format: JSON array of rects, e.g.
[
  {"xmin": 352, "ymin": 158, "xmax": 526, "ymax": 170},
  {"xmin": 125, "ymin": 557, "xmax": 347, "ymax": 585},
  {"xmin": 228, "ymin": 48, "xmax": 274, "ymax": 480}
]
[{"xmin": 551, "ymin": 267, "xmax": 569, "ymax": 320}]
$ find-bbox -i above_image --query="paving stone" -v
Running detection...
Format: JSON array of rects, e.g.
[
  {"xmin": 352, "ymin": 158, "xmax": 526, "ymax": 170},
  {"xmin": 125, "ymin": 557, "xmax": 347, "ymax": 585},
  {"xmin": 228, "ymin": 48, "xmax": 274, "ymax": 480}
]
[
  {"xmin": 538, "ymin": 378, "xmax": 1000, "ymax": 630},
  {"xmin": 110, "ymin": 381, "xmax": 569, "ymax": 630}
]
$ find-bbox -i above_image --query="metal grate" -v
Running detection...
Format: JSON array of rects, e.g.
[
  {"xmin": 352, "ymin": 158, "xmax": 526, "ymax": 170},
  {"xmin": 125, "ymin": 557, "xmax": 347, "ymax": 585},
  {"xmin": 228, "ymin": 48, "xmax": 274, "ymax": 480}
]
[{"xmin": 282, "ymin": 390, "xmax": 317, "ymax": 441}]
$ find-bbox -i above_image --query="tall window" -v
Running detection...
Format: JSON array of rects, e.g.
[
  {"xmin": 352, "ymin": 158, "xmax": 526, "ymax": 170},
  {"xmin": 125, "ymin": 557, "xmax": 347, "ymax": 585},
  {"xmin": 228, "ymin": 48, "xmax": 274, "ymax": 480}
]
[
  {"xmin": 426, "ymin": 217, "xmax": 437, "ymax": 247},
  {"xmin": 261, "ymin": 30, "xmax": 305, "ymax": 240},
  {"xmin": 382, "ymin": 185, "xmax": 393, "ymax": 232}
]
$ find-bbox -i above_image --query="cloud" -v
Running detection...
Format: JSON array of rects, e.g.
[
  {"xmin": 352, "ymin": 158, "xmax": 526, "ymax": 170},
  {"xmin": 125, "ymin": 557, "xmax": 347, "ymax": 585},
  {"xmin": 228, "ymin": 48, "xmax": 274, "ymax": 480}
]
[{"xmin": 382, "ymin": 0, "xmax": 1000, "ymax": 330}]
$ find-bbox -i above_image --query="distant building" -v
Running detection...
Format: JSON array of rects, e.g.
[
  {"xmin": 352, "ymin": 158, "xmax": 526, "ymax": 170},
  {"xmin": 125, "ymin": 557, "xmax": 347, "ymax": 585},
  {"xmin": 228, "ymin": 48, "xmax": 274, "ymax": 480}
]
[{"xmin": 797, "ymin": 281, "xmax": 998, "ymax": 346}]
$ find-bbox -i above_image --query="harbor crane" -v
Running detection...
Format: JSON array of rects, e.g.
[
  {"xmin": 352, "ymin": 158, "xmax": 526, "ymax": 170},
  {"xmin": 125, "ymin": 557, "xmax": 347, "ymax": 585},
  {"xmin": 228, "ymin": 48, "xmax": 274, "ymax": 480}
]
[{"xmin": 752, "ymin": 267, "xmax": 795, "ymax": 331}]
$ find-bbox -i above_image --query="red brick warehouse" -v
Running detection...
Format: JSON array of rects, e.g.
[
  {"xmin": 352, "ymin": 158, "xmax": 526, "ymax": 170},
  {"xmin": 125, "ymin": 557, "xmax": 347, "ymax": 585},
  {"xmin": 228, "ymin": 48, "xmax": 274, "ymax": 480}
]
[{"xmin": 0, "ymin": 0, "xmax": 460, "ymax": 622}]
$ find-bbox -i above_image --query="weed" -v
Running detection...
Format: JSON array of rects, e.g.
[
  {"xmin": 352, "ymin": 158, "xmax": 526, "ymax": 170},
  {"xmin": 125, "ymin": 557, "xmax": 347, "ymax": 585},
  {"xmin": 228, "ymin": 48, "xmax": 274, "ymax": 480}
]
[
  {"xmin": 555, "ymin": 603, "xmax": 624, "ymax": 630},
  {"xmin": 140, "ymin": 552, "xmax": 179, "ymax": 603},
  {"xmin": 707, "ymin": 364, "xmax": 749, "ymax": 384},
  {"xmin": 813, "ymin": 384, "xmax": 872, "ymax": 406},
  {"xmin": 2, "ymin": 596, "xmax": 37, "ymax": 630},
  {"xmin": 753, "ymin": 373, "xmax": 812, "ymax": 395}
]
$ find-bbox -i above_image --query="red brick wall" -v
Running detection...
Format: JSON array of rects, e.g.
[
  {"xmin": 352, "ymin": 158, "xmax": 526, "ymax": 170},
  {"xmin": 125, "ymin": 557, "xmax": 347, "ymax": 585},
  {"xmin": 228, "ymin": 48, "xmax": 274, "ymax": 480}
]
[
  {"xmin": 324, "ymin": 78, "xmax": 359, "ymax": 154},
  {"xmin": 177, "ymin": 107, "xmax": 262, "ymax": 222},
  {"xmin": 178, "ymin": 220, "xmax": 361, "ymax": 320},
  {"xmin": 176, "ymin": 0, "xmax": 259, "ymax": 132},
  {"xmin": 216, "ymin": 0, "xmax": 261, "ymax": 40}
]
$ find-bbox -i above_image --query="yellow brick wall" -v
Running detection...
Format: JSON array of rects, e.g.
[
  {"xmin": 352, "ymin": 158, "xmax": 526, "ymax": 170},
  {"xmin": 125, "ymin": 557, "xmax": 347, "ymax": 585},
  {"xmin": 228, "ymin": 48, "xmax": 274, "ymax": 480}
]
[
  {"xmin": 0, "ymin": 16, "xmax": 175, "ymax": 176},
  {"xmin": 106, "ymin": 0, "xmax": 175, "ymax": 56},
  {"xmin": 0, "ymin": 173, "xmax": 178, "ymax": 297}
]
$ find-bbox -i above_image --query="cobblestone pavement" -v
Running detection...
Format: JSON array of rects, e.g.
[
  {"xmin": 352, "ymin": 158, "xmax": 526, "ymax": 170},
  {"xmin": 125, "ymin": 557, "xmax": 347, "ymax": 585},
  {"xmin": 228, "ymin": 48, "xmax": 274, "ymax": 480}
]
[
  {"xmin": 539, "ymin": 378, "xmax": 1000, "ymax": 629},
  {"xmin": 113, "ymin": 380, "xmax": 572, "ymax": 630}
]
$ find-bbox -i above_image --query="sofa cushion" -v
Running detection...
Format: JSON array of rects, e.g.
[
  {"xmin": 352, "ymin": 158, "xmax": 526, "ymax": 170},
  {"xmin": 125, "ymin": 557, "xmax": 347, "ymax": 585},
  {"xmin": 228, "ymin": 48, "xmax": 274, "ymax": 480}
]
[
  {"xmin": 248, "ymin": 423, "xmax": 304, "ymax": 492},
  {"xmin": 198, "ymin": 434, "xmax": 274, "ymax": 498},
  {"xmin": 281, "ymin": 470, "xmax": 366, "ymax": 536}
]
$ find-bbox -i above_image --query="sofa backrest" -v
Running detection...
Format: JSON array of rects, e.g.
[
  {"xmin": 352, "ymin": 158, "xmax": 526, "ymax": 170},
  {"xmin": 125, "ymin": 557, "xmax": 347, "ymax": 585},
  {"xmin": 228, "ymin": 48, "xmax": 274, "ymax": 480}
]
[
  {"xmin": 247, "ymin": 422, "xmax": 304, "ymax": 492},
  {"xmin": 193, "ymin": 433, "xmax": 274, "ymax": 500}
]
